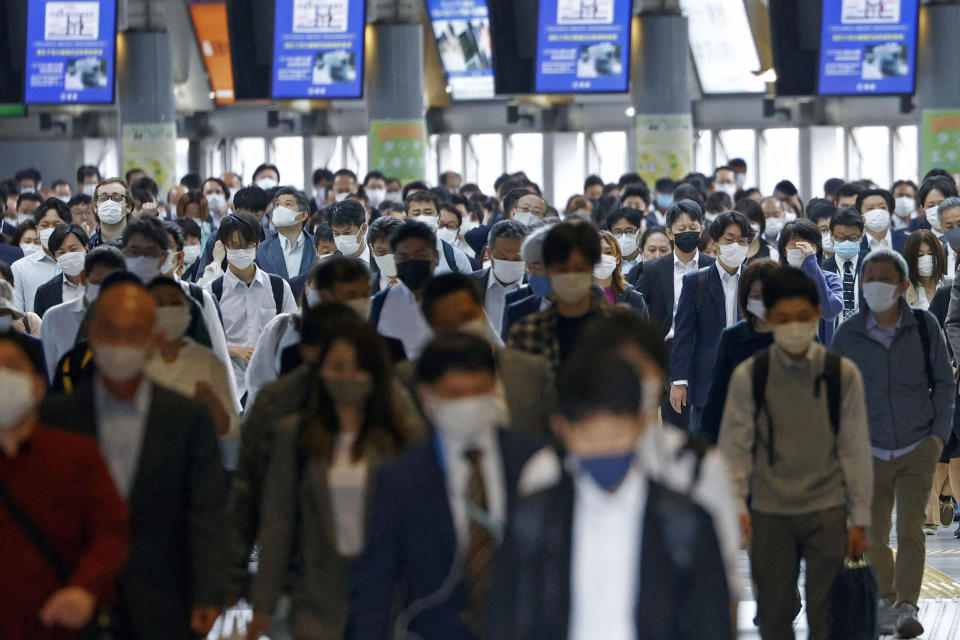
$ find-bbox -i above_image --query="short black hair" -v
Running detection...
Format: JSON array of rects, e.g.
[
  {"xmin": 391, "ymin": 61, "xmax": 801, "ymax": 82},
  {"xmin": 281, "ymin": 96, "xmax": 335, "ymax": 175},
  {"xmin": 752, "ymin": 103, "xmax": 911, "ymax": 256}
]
[
  {"xmin": 367, "ymin": 215, "xmax": 403, "ymax": 246},
  {"xmin": 362, "ymin": 170, "xmax": 385, "ymax": 185},
  {"xmin": 132, "ymin": 176, "xmax": 160, "ymax": 198},
  {"xmin": 778, "ymin": 218, "xmax": 823, "ymax": 263},
  {"xmin": 67, "ymin": 193, "xmax": 93, "ymax": 208},
  {"xmin": 706, "ymin": 191, "xmax": 733, "ymax": 214},
  {"xmin": 15, "ymin": 168, "xmax": 42, "ymax": 185},
  {"xmin": 543, "ymin": 221, "xmax": 602, "ymax": 267},
  {"xmin": 837, "ymin": 181, "xmax": 864, "ymax": 199},
  {"xmin": 673, "ymin": 183, "xmax": 705, "ymax": 207},
  {"xmin": 918, "ymin": 175, "xmax": 958, "ymax": 207},
  {"xmin": 122, "ymin": 216, "xmax": 170, "ymax": 250},
  {"xmin": 709, "ymin": 211, "xmax": 755, "ymax": 243},
  {"xmin": 824, "ymin": 177, "xmax": 845, "ymax": 197},
  {"xmin": 52, "ymin": 180, "xmax": 69, "ymax": 190},
  {"xmin": 557, "ymin": 350, "xmax": 640, "ymax": 421},
  {"xmin": 48, "ymin": 223, "xmax": 89, "ymax": 254},
  {"xmin": 34, "ymin": 197, "xmax": 72, "ymax": 225},
  {"xmin": 300, "ymin": 302, "xmax": 367, "ymax": 345},
  {"xmin": 328, "ymin": 199, "xmax": 366, "ymax": 229},
  {"xmin": 855, "ymin": 188, "xmax": 895, "ymax": 214},
  {"xmin": 487, "ymin": 219, "xmax": 528, "ymax": 251},
  {"xmin": 390, "ymin": 219, "xmax": 437, "ymax": 251},
  {"xmin": 0, "ymin": 329, "xmax": 44, "ymax": 375},
  {"xmin": 179, "ymin": 173, "xmax": 202, "ymax": 190},
  {"xmin": 272, "ymin": 186, "xmax": 310, "ymax": 213},
  {"xmin": 202, "ymin": 177, "xmax": 229, "ymax": 202},
  {"xmin": 161, "ymin": 219, "xmax": 184, "ymax": 251},
  {"xmin": 405, "ymin": 189, "xmax": 440, "ymax": 210},
  {"xmin": 311, "ymin": 256, "xmax": 370, "ymax": 291},
  {"xmin": 774, "ymin": 180, "xmax": 798, "ymax": 196},
  {"xmin": 174, "ymin": 216, "xmax": 202, "ymax": 241},
  {"xmin": 313, "ymin": 222, "xmax": 334, "ymax": 246},
  {"xmin": 252, "ymin": 163, "xmax": 280, "ymax": 181},
  {"xmin": 124, "ymin": 168, "xmax": 145, "ymax": 184},
  {"xmin": 334, "ymin": 168, "xmax": 358, "ymax": 182},
  {"xmin": 583, "ymin": 174, "xmax": 604, "ymax": 191},
  {"xmin": 830, "ymin": 207, "xmax": 865, "ymax": 233},
  {"xmin": 604, "ymin": 207, "xmax": 645, "ymax": 231},
  {"xmin": 762, "ymin": 265, "xmax": 820, "ymax": 311},
  {"xmin": 655, "ymin": 177, "xmax": 676, "ymax": 193},
  {"xmin": 76, "ymin": 165, "xmax": 101, "ymax": 185},
  {"xmin": 218, "ymin": 212, "xmax": 265, "ymax": 245},
  {"xmin": 666, "ymin": 198, "xmax": 704, "ymax": 226},
  {"xmin": 402, "ymin": 180, "xmax": 430, "ymax": 201},
  {"xmin": 233, "ymin": 185, "xmax": 270, "ymax": 213},
  {"xmin": 502, "ymin": 188, "xmax": 541, "ymax": 217},
  {"xmin": 421, "ymin": 273, "xmax": 483, "ymax": 323},
  {"xmin": 313, "ymin": 168, "xmax": 335, "ymax": 184},
  {"xmin": 85, "ymin": 245, "xmax": 125, "ymax": 274},
  {"xmin": 808, "ymin": 201, "xmax": 838, "ymax": 224},
  {"xmin": 728, "ymin": 158, "xmax": 747, "ymax": 171},
  {"xmin": 17, "ymin": 192, "xmax": 42, "ymax": 209},
  {"xmin": 416, "ymin": 332, "xmax": 496, "ymax": 384},
  {"xmin": 617, "ymin": 172, "xmax": 646, "ymax": 189},
  {"xmin": 620, "ymin": 184, "xmax": 650, "ymax": 207}
]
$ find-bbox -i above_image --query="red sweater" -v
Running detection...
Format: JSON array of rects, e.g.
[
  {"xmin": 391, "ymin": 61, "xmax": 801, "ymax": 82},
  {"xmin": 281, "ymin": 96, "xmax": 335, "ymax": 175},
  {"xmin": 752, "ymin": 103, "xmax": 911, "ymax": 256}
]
[{"xmin": 0, "ymin": 426, "xmax": 129, "ymax": 640}]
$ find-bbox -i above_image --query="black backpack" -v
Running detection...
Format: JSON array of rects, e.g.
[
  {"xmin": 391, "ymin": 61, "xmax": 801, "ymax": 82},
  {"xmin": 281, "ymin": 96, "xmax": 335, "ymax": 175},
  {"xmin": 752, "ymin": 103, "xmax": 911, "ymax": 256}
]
[{"xmin": 210, "ymin": 273, "xmax": 285, "ymax": 313}]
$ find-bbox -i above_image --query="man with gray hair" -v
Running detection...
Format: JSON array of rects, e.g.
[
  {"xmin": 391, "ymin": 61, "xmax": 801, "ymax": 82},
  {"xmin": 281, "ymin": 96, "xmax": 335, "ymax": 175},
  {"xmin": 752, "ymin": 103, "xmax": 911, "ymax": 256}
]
[
  {"xmin": 469, "ymin": 219, "xmax": 529, "ymax": 338},
  {"xmin": 501, "ymin": 221, "xmax": 557, "ymax": 338},
  {"xmin": 831, "ymin": 247, "xmax": 955, "ymax": 638}
]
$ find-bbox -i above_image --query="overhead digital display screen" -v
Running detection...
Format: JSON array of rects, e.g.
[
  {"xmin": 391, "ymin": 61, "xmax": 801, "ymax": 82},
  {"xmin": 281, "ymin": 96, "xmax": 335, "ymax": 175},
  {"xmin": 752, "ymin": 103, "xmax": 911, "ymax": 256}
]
[
  {"xmin": 818, "ymin": 0, "xmax": 918, "ymax": 96},
  {"xmin": 24, "ymin": 0, "xmax": 117, "ymax": 104},
  {"xmin": 426, "ymin": 0, "xmax": 495, "ymax": 100},
  {"xmin": 680, "ymin": 0, "xmax": 765, "ymax": 94},
  {"xmin": 534, "ymin": 0, "xmax": 631, "ymax": 94},
  {"xmin": 271, "ymin": 0, "xmax": 366, "ymax": 99}
]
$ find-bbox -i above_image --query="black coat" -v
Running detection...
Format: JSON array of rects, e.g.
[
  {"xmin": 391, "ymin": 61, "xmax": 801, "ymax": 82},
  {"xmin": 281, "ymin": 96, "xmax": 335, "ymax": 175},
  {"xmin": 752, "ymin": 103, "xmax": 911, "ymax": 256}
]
[
  {"xmin": 33, "ymin": 273, "xmax": 63, "ymax": 318},
  {"xmin": 634, "ymin": 252, "xmax": 716, "ymax": 339}
]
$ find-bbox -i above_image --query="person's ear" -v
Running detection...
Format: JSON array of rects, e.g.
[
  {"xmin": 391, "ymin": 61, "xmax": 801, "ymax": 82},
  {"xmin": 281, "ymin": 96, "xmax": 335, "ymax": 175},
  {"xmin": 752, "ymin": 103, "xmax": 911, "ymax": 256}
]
[{"xmin": 431, "ymin": 249, "xmax": 440, "ymax": 270}]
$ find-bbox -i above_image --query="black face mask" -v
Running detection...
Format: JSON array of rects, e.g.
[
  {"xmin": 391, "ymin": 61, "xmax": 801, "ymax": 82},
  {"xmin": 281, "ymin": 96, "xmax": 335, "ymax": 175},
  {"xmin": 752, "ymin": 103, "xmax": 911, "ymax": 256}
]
[
  {"xmin": 673, "ymin": 231, "xmax": 701, "ymax": 253},
  {"xmin": 396, "ymin": 259, "xmax": 433, "ymax": 291}
]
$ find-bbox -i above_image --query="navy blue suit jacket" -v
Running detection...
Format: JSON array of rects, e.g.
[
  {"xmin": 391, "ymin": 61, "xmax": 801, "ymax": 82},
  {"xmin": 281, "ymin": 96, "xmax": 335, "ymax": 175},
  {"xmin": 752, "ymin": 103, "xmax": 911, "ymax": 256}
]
[
  {"xmin": 861, "ymin": 228, "xmax": 909, "ymax": 254},
  {"xmin": 635, "ymin": 252, "xmax": 716, "ymax": 339},
  {"xmin": 255, "ymin": 230, "xmax": 316, "ymax": 280},
  {"xmin": 1, "ymin": 220, "xmax": 16, "ymax": 237},
  {"xmin": 347, "ymin": 429, "xmax": 543, "ymax": 640},
  {"xmin": 502, "ymin": 291, "xmax": 542, "ymax": 340},
  {"xmin": 33, "ymin": 273, "xmax": 63, "ymax": 318},
  {"xmin": 0, "ymin": 242, "xmax": 24, "ymax": 266},
  {"xmin": 670, "ymin": 265, "xmax": 732, "ymax": 408}
]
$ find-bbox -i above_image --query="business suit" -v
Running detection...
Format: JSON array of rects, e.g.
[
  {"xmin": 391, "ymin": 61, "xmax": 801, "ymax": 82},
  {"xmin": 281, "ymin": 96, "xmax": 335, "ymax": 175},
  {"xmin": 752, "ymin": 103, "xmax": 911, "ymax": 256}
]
[
  {"xmin": 347, "ymin": 429, "xmax": 544, "ymax": 640},
  {"xmin": 502, "ymin": 286, "xmax": 540, "ymax": 339},
  {"xmin": 32, "ymin": 273, "xmax": 64, "ymax": 318},
  {"xmin": 39, "ymin": 382, "xmax": 227, "ymax": 640},
  {"xmin": 615, "ymin": 284, "xmax": 650, "ymax": 319},
  {"xmin": 256, "ymin": 229, "xmax": 317, "ymax": 280},
  {"xmin": 0, "ymin": 241, "xmax": 23, "ymax": 266},
  {"xmin": 486, "ymin": 472, "xmax": 732, "ymax": 640},
  {"xmin": 861, "ymin": 228, "xmax": 909, "ymax": 254},
  {"xmin": 635, "ymin": 252, "xmax": 716, "ymax": 339}
]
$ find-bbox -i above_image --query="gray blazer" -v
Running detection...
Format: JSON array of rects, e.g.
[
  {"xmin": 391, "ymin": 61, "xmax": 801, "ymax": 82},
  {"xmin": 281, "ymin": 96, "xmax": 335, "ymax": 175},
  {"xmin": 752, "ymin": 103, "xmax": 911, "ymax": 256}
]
[{"xmin": 250, "ymin": 414, "xmax": 400, "ymax": 640}]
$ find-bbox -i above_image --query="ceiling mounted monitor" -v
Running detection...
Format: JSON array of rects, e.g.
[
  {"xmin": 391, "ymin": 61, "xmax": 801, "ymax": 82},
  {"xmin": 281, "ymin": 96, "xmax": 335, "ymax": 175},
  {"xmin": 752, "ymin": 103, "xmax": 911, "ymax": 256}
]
[
  {"xmin": 680, "ymin": 0, "xmax": 766, "ymax": 94},
  {"xmin": 426, "ymin": 0, "xmax": 496, "ymax": 100}
]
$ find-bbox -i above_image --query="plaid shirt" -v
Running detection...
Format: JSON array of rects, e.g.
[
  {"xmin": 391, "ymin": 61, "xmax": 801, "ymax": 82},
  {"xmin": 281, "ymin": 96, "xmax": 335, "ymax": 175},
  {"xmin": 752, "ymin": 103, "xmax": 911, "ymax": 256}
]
[{"xmin": 506, "ymin": 296, "xmax": 613, "ymax": 372}]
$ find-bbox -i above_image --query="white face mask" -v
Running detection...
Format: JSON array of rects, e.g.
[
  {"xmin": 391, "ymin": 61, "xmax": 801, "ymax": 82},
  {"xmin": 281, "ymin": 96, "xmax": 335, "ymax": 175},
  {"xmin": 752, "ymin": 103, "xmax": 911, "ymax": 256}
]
[
  {"xmin": 226, "ymin": 247, "xmax": 257, "ymax": 270},
  {"xmin": 0, "ymin": 367, "xmax": 35, "ymax": 429},
  {"xmin": 746, "ymin": 298, "xmax": 767, "ymax": 322},
  {"xmin": 0, "ymin": 314, "xmax": 12, "ymax": 332},
  {"xmin": 786, "ymin": 248, "xmax": 806, "ymax": 268},
  {"xmin": 821, "ymin": 232, "xmax": 834, "ymax": 253},
  {"xmin": 82, "ymin": 183, "xmax": 98, "ymax": 197},
  {"xmin": 749, "ymin": 222, "xmax": 761, "ymax": 235},
  {"xmin": 772, "ymin": 321, "xmax": 818, "ymax": 356},
  {"xmin": 424, "ymin": 391, "xmax": 508, "ymax": 443},
  {"xmin": 717, "ymin": 183, "xmax": 737, "ymax": 197},
  {"xmin": 97, "ymin": 200, "xmax": 126, "ymax": 225},
  {"xmin": 783, "ymin": 212, "xmax": 798, "ymax": 222},
  {"xmin": 414, "ymin": 214, "xmax": 439, "ymax": 231},
  {"xmin": 894, "ymin": 196, "xmax": 915, "ymax": 219},
  {"xmin": 862, "ymin": 281, "xmax": 900, "ymax": 313},
  {"xmin": 384, "ymin": 191, "xmax": 403, "ymax": 204},
  {"xmin": 718, "ymin": 242, "xmax": 748, "ymax": 269},
  {"xmin": 458, "ymin": 316, "xmax": 490, "ymax": 341},
  {"xmin": 616, "ymin": 231, "xmax": 639, "ymax": 257},
  {"xmin": 917, "ymin": 254, "xmax": 935, "ymax": 278},
  {"xmin": 374, "ymin": 252, "xmax": 397, "ymax": 278},
  {"xmin": 863, "ymin": 209, "xmax": 890, "ymax": 233},
  {"xmin": 592, "ymin": 254, "xmax": 618, "ymax": 280},
  {"xmin": 55, "ymin": 194, "xmax": 70, "ymax": 203},
  {"xmin": 20, "ymin": 242, "xmax": 41, "ymax": 257},
  {"xmin": 92, "ymin": 343, "xmax": 150, "ymax": 383},
  {"xmin": 84, "ymin": 283, "xmax": 100, "ymax": 305},
  {"xmin": 38, "ymin": 228, "xmax": 55, "ymax": 250},
  {"xmin": 160, "ymin": 250, "xmax": 179, "ymax": 276},
  {"xmin": 550, "ymin": 272, "xmax": 593, "ymax": 303},
  {"xmin": 155, "ymin": 305, "xmax": 192, "ymax": 342},
  {"xmin": 460, "ymin": 217, "xmax": 480, "ymax": 235},
  {"xmin": 764, "ymin": 216, "xmax": 783, "ymax": 239},
  {"xmin": 20, "ymin": 187, "xmax": 35, "ymax": 194},
  {"xmin": 305, "ymin": 288, "xmax": 322, "ymax": 308},
  {"xmin": 335, "ymin": 191, "xmax": 351, "ymax": 203},
  {"xmin": 925, "ymin": 206, "xmax": 941, "ymax": 231},
  {"xmin": 255, "ymin": 177, "xmax": 278, "ymax": 190},
  {"xmin": 126, "ymin": 255, "xmax": 163, "ymax": 283},
  {"xmin": 346, "ymin": 297, "xmax": 371, "ymax": 319},
  {"xmin": 514, "ymin": 210, "xmax": 540, "ymax": 227},
  {"xmin": 314, "ymin": 187, "xmax": 327, "ymax": 203},
  {"xmin": 271, "ymin": 205, "xmax": 301, "ymax": 228},
  {"xmin": 205, "ymin": 193, "xmax": 226, "ymax": 212},
  {"xmin": 366, "ymin": 188, "xmax": 386, "ymax": 207},
  {"xmin": 492, "ymin": 258, "xmax": 525, "ymax": 285},
  {"xmin": 334, "ymin": 229, "xmax": 362, "ymax": 256},
  {"xmin": 56, "ymin": 250, "xmax": 85, "ymax": 277},
  {"xmin": 182, "ymin": 244, "xmax": 202, "ymax": 267},
  {"xmin": 436, "ymin": 227, "xmax": 458, "ymax": 245}
]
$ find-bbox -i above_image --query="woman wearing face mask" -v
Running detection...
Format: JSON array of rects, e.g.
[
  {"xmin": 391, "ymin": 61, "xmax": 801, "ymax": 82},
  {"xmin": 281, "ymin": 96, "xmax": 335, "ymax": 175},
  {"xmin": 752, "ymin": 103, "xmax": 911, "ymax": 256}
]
[
  {"xmin": 176, "ymin": 190, "xmax": 213, "ymax": 250},
  {"xmin": 903, "ymin": 230, "xmax": 950, "ymax": 311},
  {"xmin": 12, "ymin": 220, "xmax": 42, "ymax": 259},
  {"xmin": 699, "ymin": 259, "xmax": 778, "ymax": 445},
  {"xmin": 777, "ymin": 219, "xmax": 844, "ymax": 346},
  {"xmin": 201, "ymin": 178, "xmax": 231, "ymax": 232},
  {"xmin": 593, "ymin": 231, "xmax": 649, "ymax": 317},
  {"xmin": 143, "ymin": 278, "xmax": 239, "ymax": 441},
  {"xmin": 914, "ymin": 175, "xmax": 958, "ymax": 233},
  {"xmin": 437, "ymin": 203, "xmax": 478, "ymax": 266},
  {"xmin": 247, "ymin": 318, "xmax": 408, "ymax": 640}
]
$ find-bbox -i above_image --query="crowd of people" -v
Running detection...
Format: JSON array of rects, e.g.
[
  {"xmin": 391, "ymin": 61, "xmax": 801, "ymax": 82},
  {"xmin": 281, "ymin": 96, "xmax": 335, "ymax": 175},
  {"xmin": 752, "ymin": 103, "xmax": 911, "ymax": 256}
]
[{"xmin": 1, "ymin": 159, "xmax": 959, "ymax": 640}]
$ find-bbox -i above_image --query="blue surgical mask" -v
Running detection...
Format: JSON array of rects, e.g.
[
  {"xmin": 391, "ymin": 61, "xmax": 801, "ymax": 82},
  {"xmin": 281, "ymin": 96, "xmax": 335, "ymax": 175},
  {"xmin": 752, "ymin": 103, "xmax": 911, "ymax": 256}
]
[
  {"xmin": 656, "ymin": 193, "xmax": 674, "ymax": 209},
  {"xmin": 833, "ymin": 240, "xmax": 860, "ymax": 261},
  {"xmin": 528, "ymin": 274, "xmax": 551, "ymax": 298},
  {"xmin": 579, "ymin": 451, "xmax": 636, "ymax": 491}
]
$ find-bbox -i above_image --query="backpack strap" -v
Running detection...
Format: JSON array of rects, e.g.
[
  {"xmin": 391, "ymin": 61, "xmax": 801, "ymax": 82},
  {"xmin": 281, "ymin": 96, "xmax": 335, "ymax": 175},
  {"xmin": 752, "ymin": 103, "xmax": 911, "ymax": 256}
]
[
  {"xmin": 211, "ymin": 275, "xmax": 224, "ymax": 302},
  {"xmin": 815, "ymin": 351, "xmax": 843, "ymax": 435},
  {"xmin": 912, "ymin": 308, "xmax": 936, "ymax": 398},
  {"xmin": 677, "ymin": 433, "xmax": 711, "ymax": 493},
  {"xmin": 370, "ymin": 290, "xmax": 388, "ymax": 326},
  {"xmin": 0, "ymin": 479, "xmax": 69, "ymax": 581},
  {"xmin": 442, "ymin": 240, "xmax": 460, "ymax": 274},
  {"xmin": 186, "ymin": 282, "xmax": 206, "ymax": 308},
  {"xmin": 751, "ymin": 349, "xmax": 773, "ymax": 466},
  {"xmin": 268, "ymin": 274, "xmax": 285, "ymax": 313}
]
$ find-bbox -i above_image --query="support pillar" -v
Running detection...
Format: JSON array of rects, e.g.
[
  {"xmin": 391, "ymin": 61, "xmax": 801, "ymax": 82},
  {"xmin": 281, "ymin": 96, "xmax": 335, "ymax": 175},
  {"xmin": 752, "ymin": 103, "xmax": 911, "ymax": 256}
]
[{"xmin": 916, "ymin": 2, "xmax": 960, "ymax": 178}]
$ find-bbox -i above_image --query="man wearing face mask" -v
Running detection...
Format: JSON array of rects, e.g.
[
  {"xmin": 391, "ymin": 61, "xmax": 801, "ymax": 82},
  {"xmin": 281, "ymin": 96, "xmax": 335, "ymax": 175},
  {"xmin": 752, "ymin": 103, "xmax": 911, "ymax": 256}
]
[
  {"xmin": 362, "ymin": 170, "xmax": 388, "ymax": 209},
  {"xmin": 349, "ymin": 333, "xmax": 545, "ymax": 640},
  {"xmin": 11, "ymin": 198, "xmax": 72, "ymax": 314},
  {"xmin": 202, "ymin": 177, "xmax": 231, "ymax": 232},
  {"xmin": 719, "ymin": 266, "xmax": 872, "ymax": 640},
  {"xmin": 329, "ymin": 199, "xmax": 370, "ymax": 264},
  {"xmin": 76, "ymin": 164, "xmax": 102, "ymax": 198},
  {"xmin": 606, "ymin": 208, "xmax": 645, "ymax": 277},
  {"xmin": 507, "ymin": 222, "xmax": 614, "ymax": 373},
  {"xmin": 501, "ymin": 223, "xmax": 558, "ymax": 338},
  {"xmin": 712, "ymin": 165, "xmax": 739, "ymax": 200},
  {"xmin": 40, "ymin": 281, "xmax": 228, "ymax": 640},
  {"xmin": 0, "ymin": 331, "xmax": 129, "ymax": 640},
  {"xmin": 33, "ymin": 222, "xmax": 89, "ymax": 318},
  {"xmin": 366, "ymin": 216, "xmax": 403, "ymax": 294},
  {"xmin": 670, "ymin": 211, "xmax": 755, "ymax": 433},
  {"xmin": 309, "ymin": 168, "xmax": 335, "ymax": 214},
  {"xmin": 89, "ymin": 178, "xmax": 133, "ymax": 248},
  {"xmin": 194, "ymin": 185, "xmax": 272, "ymax": 279},
  {"xmin": 405, "ymin": 191, "xmax": 474, "ymax": 275},
  {"xmin": 469, "ymin": 220, "xmax": 528, "ymax": 339},
  {"xmin": 330, "ymin": 168, "xmax": 359, "ymax": 203},
  {"xmin": 15, "ymin": 167, "xmax": 41, "ymax": 194},
  {"xmin": 251, "ymin": 163, "xmax": 281, "ymax": 191},
  {"xmin": 831, "ymin": 249, "xmax": 954, "ymax": 638},
  {"xmin": 855, "ymin": 188, "xmax": 909, "ymax": 253},
  {"xmin": 773, "ymin": 179, "xmax": 804, "ymax": 218},
  {"xmin": 257, "ymin": 187, "xmax": 317, "ymax": 281},
  {"xmin": 823, "ymin": 209, "xmax": 870, "ymax": 321},
  {"xmin": 891, "ymin": 179, "xmax": 919, "ymax": 231}
]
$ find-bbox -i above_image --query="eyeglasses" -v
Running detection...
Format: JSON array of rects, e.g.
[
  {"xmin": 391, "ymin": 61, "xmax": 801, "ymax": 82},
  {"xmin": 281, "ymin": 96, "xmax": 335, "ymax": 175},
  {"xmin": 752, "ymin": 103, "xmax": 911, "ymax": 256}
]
[
  {"xmin": 123, "ymin": 248, "xmax": 164, "ymax": 259},
  {"xmin": 96, "ymin": 193, "xmax": 128, "ymax": 203}
]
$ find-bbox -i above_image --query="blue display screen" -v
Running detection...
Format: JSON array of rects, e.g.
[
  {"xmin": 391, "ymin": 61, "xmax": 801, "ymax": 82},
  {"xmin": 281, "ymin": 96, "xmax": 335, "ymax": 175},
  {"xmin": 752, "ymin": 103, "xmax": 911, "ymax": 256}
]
[
  {"xmin": 25, "ymin": 0, "xmax": 117, "ymax": 104},
  {"xmin": 534, "ymin": 0, "xmax": 631, "ymax": 94},
  {"xmin": 271, "ymin": 0, "xmax": 366, "ymax": 99},
  {"xmin": 818, "ymin": 0, "xmax": 918, "ymax": 96},
  {"xmin": 426, "ymin": 0, "xmax": 495, "ymax": 100}
]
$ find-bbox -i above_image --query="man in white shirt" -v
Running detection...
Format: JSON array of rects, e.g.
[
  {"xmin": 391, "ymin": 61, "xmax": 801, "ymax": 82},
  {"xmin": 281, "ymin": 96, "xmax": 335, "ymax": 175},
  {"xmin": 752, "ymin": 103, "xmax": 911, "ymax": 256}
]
[
  {"xmin": 825, "ymin": 209, "xmax": 868, "ymax": 321},
  {"xmin": 367, "ymin": 216, "xmax": 402, "ymax": 293},
  {"xmin": 469, "ymin": 220, "xmax": 527, "ymax": 337},
  {"xmin": 606, "ymin": 208, "xmax": 645, "ymax": 276},
  {"xmin": 856, "ymin": 188, "xmax": 908, "ymax": 253},
  {"xmin": 329, "ymin": 199, "xmax": 371, "ymax": 264},
  {"xmin": 405, "ymin": 190, "xmax": 474, "ymax": 275},
  {"xmin": 256, "ymin": 187, "xmax": 316, "ymax": 280},
  {"xmin": 33, "ymin": 223, "xmax": 89, "ymax": 317},
  {"xmin": 12, "ymin": 197, "xmax": 70, "ymax": 312}
]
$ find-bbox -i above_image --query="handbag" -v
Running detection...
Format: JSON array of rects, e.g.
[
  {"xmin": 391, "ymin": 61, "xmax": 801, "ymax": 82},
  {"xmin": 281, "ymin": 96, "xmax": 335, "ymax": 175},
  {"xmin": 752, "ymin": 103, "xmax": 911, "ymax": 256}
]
[
  {"xmin": 830, "ymin": 559, "xmax": 879, "ymax": 640},
  {"xmin": 0, "ymin": 478, "xmax": 115, "ymax": 639}
]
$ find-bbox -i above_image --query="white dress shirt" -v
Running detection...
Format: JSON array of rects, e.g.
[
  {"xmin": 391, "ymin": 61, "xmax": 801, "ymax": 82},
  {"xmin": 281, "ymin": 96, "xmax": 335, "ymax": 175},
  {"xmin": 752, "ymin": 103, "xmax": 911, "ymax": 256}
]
[
  {"xmin": 716, "ymin": 262, "xmax": 741, "ymax": 328},
  {"xmin": 376, "ymin": 282, "xmax": 434, "ymax": 360},
  {"xmin": 569, "ymin": 461, "xmax": 645, "ymax": 640},
  {"xmin": 438, "ymin": 427, "xmax": 506, "ymax": 546},
  {"xmin": 11, "ymin": 250, "xmax": 59, "ymax": 313},
  {"xmin": 178, "ymin": 279, "xmax": 238, "ymax": 403},
  {"xmin": 95, "ymin": 376, "xmax": 151, "ymax": 497},
  {"xmin": 866, "ymin": 229, "xmax": 893, "ymax": 252},
  {"xmin": 621, "ymin": 255, "xmax": 642, "ymax": 276},
  {"xmin": 280, "ymin": 231, "xmax": 307, "ymax": 279},
  {"xmin": 485, "ymin": 272, "xmax": 520, "ymax": 339},
  {"xmin": 435, "ymin": 238, "xmax": 475, "ymax": 275},
  {"xmin": 39, "ymin": 295, "xmax": 87, "ymax": 381},
  {"xmin": 665, "ymin": 250, "xmax": 700, "ymax": 340},
  {"xmin": 836, "ymin": 256, "xmax": 860, "ymax": 314},
  {"xmin": 61, "ymin": 275, "xmax": 84, "ymax": 307},
  {"xmin": 244, "ymin": 312, "xmax": 301, "ymax": 406}
]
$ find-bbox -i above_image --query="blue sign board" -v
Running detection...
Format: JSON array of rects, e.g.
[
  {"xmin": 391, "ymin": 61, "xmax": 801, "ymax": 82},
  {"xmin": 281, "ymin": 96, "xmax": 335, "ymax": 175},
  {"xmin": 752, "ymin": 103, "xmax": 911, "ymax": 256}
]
[
  {"xmin": 272, "ymin": 0, "xmax": 366, "ymax": 99},
  {"xmin": 534, "ymin": 0, "xmax": 631, "ymax": 94},
  {"xmin": 426, "ymin": 0, "xmax": 495, "ymax": 100},
  {"xmin": 25, "ymin": 0, "xmax": 117, "ymax": 104},
  {"xmin": 818, "ymin": 0, "xmax": 918, "ymax": 95}
]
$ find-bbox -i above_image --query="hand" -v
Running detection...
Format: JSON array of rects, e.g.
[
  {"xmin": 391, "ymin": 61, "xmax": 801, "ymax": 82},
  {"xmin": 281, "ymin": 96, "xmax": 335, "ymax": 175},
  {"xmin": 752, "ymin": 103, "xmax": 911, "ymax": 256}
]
[
  {"xmin": 739, "ymin": 513, "xmax": 751, "ymax": 549},
  {"xmin": 229, "ymin": 346, "xmax": 255, "ymax": 363},
  {"xmin": 213, "ymin": 240, "xmax": 226, "ymax": 265},
  {"xmin": 795, "ymin": 241, "xmax": 816, "ymax": 258},
  {"xmin": 669, "ymin": 384, "xmax": 687, "ymax": 413},
  {"xmin": 139, "ymin": 201, "xmax": 158, "ymax": 217},
  {"xmin": 195, "ymin": 381, "xmax": 230, "ymax": 436},
  {"xmin": 847, "ymin": 525, "xmax": 868, "ymax": 560},
  {"xmin": 191, "ymin": 605, "xmax": 221, "ymax": 635},
  {"xmin": 39, "ymin": 587, "xmax": 96, "ymax": 629},
  {"xmin": 246, "ymin": 611, "xmax": 271, "ymax": 639}
]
